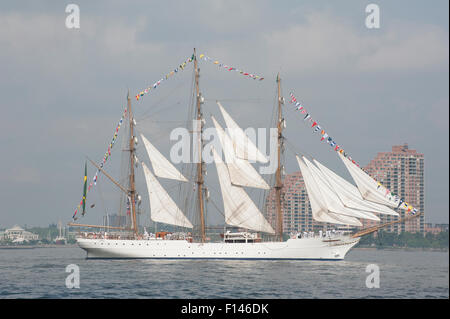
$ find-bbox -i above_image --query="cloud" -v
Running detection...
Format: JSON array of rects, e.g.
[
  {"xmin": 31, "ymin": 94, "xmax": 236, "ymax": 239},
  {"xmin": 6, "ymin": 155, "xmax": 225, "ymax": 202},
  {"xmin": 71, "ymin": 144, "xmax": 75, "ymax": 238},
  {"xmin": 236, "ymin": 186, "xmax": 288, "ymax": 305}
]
[
  {"xmin": 0, "ymin": 12, "xmax": 164, "ymax": 75},
  {"xmin": 356, "ymin": 24, "xmax": 449, "ymax": 72},
  {"xmin": 263, "ymin": 12, "xmax": 449, "ymax": 74}
]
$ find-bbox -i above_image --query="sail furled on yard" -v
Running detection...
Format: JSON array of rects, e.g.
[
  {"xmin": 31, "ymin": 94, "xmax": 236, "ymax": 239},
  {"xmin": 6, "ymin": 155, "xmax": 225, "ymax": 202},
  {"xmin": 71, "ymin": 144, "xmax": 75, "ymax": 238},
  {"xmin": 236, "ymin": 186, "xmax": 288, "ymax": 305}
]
[
  {"xmin": 142, "ymin": 162, "xmax": 193, "ymax": 228},
  {"xmin": 217, "ymin": 101, "xmax": 268, "ymax": 163},
  {"xmin": 211, "ymin": 116, "xmax": 270, "ymax": 190},
  {"xmin": 338, "ymin": 153, "xmax": 403, "ymax": 209},
  {"xmin": 313, "ymin": 159, "xmax": 399, "ymax": 216},
  {"xmin": 140, "ymin": 134, "xmax": 188, "ymax": 182},
  {"xmin": 296, "ymin": 156, "xmax": 362, "ymax": 227},
  {"xmin": 213, "ymin": 148, "xmax": 275, "ymax": 234}
]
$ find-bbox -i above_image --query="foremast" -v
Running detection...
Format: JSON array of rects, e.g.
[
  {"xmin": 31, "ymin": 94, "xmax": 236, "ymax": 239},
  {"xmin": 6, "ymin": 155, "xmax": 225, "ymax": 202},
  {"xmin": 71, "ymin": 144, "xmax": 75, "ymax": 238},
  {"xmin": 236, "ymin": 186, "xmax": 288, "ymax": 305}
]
[
  {"xmin": 194, "ymin": 48, "xmax": 206, "ymax": 242},
  {"xmin": 127, "ymin": 92, "xmax": 138, "ymax": 236},
  {"xmin": 275, "ymin": 73, "xmax": 284, "ymax": 241}
]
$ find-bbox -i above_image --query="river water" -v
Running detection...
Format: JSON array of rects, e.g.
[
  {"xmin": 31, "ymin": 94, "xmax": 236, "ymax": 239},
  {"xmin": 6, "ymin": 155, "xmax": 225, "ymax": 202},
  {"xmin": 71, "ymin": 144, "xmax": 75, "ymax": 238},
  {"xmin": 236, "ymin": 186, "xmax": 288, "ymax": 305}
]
[{"xmin": 0, "ymin": 246, "xmax": 448, "ymax": 299}]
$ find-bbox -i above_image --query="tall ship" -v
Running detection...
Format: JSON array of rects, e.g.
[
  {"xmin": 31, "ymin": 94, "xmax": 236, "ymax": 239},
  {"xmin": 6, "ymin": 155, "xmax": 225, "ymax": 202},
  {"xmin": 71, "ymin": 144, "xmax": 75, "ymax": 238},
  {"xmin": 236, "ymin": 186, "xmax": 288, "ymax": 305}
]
[
  {"xmin": 54, "ymin": 220, "xmax": 67, "ymax": 245},
  {"xmin": 69, "ymin": 49, "xmax": 420, "ymax": 260}
]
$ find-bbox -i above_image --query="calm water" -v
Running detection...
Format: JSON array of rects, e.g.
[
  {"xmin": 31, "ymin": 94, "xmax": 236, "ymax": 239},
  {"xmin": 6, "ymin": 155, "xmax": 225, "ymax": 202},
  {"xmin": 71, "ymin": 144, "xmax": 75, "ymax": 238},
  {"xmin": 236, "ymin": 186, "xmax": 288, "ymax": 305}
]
[{"xmin": 0, "ymin": 246, "xmax": 448, "ymax": 299}]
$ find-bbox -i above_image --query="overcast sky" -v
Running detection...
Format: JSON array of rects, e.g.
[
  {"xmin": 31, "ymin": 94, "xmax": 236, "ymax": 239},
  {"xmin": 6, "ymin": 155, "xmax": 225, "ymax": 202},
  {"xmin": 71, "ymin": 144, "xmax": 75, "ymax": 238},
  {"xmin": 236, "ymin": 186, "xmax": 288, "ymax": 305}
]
[{"xmin": 0, "ymin": 0, "xmax": 448, "ymax": 228}]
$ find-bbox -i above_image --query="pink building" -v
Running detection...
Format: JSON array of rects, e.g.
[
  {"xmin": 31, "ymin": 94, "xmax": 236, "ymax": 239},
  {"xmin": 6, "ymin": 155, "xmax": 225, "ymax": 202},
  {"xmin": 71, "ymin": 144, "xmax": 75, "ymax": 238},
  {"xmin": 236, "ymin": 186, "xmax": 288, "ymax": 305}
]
[{"xmin": 363, "ymin": 143, "xmax": 425, "ymax": 234}]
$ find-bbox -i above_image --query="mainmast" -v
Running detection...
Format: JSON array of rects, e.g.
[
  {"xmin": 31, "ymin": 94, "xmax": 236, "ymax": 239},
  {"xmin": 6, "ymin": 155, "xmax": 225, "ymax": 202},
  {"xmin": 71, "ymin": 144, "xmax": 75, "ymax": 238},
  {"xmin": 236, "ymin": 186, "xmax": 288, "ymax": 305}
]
[
  {"xmin": 275, "ymin": 73, "xmax": 284, "ymax": 241},
  {"xmin": 127, "ymin": 92, "xmax": 138, "ymax": 236},
  {"xmin": 194, "ymin": 48, "xmax": 206, "ymax": 242}
]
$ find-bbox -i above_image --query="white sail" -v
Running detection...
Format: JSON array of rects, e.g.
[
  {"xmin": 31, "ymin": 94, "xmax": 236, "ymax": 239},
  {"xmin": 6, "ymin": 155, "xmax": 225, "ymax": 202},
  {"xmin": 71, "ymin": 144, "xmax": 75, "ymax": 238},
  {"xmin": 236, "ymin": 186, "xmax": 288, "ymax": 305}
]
[
  {"xmin": 296, "ymin": 156, "xmax": 362, "ymax": 227},
  {"xmin": 213, "ymin": 148, "xmax": 275, "ymax": 234},
  {"xmin": 211, "ymin": 116, "xmax": 270, "ymax": 190},
  {"xmin": 217, "ymin": 101, "xmax": 268, "ymax": 163},
  {"xmin": 313, "ymin": 159, "xmax": 399, "ymax": 216},
  {"xmin": 140, "ymin": 134, "xmax": 187, "ymax": 182},
  {"xmin": 142, "ymin": 162, "xmax": 193, "ymax": 228},
  {"xmin": 303, "ymin": 157, "xmax": 380, "ymax": 221},
  {"xmin": 338, "ymin": 153, "xmax": 403, "ymax": 209}
]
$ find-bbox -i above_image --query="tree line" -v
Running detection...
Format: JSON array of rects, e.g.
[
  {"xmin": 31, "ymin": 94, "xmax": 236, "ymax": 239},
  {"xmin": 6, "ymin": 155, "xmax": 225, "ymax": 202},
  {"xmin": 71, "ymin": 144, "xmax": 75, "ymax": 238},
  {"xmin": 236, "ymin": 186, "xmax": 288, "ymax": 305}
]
[{"xmin": 357, "ymin": 230, "xmax": 449, "ymax": 249}]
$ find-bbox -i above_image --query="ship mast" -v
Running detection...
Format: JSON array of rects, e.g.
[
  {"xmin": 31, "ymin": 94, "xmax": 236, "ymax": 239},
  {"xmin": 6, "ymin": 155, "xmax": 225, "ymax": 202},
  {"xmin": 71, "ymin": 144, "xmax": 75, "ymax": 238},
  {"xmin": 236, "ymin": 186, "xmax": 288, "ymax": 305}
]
[
  {"xmin": 127, "ymin": 92, "xmax": 138, "ymax": 236},
  {"xmin": 275, "ymin": 73, "xmax": 284, "ymax": 241},
  {"xmin": 194, "ymin": 48, "xmax": 206, "ymax": 242}
]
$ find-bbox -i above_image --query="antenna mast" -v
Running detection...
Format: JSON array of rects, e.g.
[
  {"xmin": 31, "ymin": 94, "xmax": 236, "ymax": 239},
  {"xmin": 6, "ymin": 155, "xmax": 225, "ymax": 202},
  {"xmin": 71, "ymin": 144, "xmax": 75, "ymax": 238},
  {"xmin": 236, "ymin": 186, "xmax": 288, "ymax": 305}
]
[
  {"xmin": 275, "ymin": 73, "xmax": 284, "ymax": 241},
  {"xmin": 194, "ymin": 48, "xmax": 206, "ymax": 242}
]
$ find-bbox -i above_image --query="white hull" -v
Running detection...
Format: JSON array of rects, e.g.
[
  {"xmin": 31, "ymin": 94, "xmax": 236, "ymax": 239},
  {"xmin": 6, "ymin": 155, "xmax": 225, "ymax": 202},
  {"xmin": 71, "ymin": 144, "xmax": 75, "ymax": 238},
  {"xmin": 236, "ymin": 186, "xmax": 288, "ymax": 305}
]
[{"xmin": 77, "ymin": 236, "xmax": 360, "ymax": 260}]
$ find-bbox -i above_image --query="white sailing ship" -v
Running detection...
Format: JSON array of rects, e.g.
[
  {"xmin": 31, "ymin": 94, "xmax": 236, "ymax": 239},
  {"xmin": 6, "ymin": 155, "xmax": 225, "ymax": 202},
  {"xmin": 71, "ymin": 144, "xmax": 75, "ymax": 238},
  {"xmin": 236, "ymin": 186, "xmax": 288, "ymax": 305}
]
[
  {"xmin": 71, "ymin": 49, "xmax": 419, "ymax": 260},
  {"xmin": 54, "ymin": 220, "xmax": 67, "ymax": 245}
]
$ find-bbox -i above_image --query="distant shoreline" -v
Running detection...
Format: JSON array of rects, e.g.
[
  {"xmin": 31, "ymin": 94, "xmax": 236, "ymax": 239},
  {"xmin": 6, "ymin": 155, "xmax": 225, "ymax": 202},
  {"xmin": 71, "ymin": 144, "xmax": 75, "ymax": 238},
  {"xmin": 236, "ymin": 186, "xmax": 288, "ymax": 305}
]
[
  {"xmin": 354, "ymin": 246, "xmax": 448, "ymax": 252},
  {"xmin": 0, "ymin": 244, "xmax": 78, "ymax": 249}
]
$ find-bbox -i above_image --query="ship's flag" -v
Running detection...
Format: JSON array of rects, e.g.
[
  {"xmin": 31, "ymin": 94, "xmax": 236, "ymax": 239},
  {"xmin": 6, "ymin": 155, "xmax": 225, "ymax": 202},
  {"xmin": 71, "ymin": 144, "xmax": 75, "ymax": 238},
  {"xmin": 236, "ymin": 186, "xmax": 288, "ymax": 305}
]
[{"xmin": 82, "ymin": 161, "xmax": 87, "ymax": 216}]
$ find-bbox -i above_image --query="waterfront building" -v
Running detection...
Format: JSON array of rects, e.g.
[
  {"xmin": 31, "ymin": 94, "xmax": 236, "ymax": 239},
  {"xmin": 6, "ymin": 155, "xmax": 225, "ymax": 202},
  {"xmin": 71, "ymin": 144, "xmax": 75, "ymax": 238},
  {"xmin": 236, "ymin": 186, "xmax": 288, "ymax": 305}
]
[
  {"xmin": 425, "ymin": 223, "xmax": 449, "ymax": 234},
  {"xmin": 434, "ymin": 224, "xmax": 449, "ymax": 232},
  {"xmin": 4, "ymin": 225, "xmax": 39, "ymax": 242}
]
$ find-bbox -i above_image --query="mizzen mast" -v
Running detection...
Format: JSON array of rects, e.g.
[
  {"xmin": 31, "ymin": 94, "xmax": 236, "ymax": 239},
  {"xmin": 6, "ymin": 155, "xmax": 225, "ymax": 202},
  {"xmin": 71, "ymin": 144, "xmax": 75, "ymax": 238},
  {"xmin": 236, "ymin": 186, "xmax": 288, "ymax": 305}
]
[
  {"xmin": 194, "ymin": 48, "xmax": 206, "ymax": 242},
  {"xmin": 127, "ymin": 92, "xmax": 138, "ymax": 236},
  {"xmin": 275, "ymin": 73, "xmax": 284, "ymax": 241}
]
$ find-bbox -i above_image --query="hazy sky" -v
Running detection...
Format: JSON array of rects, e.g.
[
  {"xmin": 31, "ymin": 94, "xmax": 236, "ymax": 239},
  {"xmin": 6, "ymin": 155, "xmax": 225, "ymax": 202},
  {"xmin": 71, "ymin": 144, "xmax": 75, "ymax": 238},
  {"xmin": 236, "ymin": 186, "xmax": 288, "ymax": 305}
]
[{"xmin": 0, "ymin": 0, "xmax": 448, "ymax": 228}]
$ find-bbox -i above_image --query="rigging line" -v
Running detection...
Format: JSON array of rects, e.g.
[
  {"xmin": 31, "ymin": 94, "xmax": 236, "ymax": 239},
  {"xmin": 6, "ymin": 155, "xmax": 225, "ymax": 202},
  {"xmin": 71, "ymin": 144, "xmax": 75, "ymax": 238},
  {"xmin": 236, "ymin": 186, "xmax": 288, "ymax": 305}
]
[
  {"xmin": 283, "ymin": 136, "xmax": 315, "ymax": 161},
  {"xmin": 96, "ymin": 177, "xmax": 109, "ymax": 218},
  {"xmin": 208, "ymin": 197, "xmax": 226, "ymax": 220},
  {"xmin": 249, "ymin": 87, "xmax": 278, "ymax": 218},
  {"xmin": 133, "ymin": 127, "xmax": 170, "ymax": 150},
  {"xmin": 138, "ymin": 101, "xmax": 187, "ymax": 123},
  {"xmin": 203, "ymin": 182, "xmax": 226, "ymax": 220},
  {"xmin": 177, "ymin": 106, "xmax": 195, "ymax": 221},
  {"xmin": 161, "ymin": 181, "xmax": 191, "ymax": 192},
  {"xmin": 203, "ymin": 181, "xmax": 229, "ymax": 220},
  {"xmin": 118, "ymin": 118, "xmax": 130, "ymax": 223},
  {"xmin": 204, "ymin": 180, "xmax": 268, "ymax": 231},
  {"xmin": 204, "ymin": 98, "xmax": 272, "ymax": 103},
  {"xmin": 139, "ymin": 119, "xmax": 190, "ymax": 124},
  {"xmin": 268, "ymin": 85, "xmax": 278, "ymax": 130},
  {"xmin": 178, "ymin": 66, "xmax": 197, "ymax": 225},
  {"xmin": 136, "ymin": 78, "xmax": 190, "ymax": 119}
]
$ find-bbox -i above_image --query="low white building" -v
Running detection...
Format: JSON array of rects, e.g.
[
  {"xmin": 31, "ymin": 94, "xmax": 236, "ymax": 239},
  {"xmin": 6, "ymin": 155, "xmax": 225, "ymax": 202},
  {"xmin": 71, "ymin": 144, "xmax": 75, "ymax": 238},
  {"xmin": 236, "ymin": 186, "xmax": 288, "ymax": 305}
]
[{"xmin": 4, "ymin": 225, "xmax": 39, "ymax": 242}]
